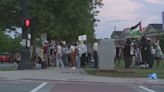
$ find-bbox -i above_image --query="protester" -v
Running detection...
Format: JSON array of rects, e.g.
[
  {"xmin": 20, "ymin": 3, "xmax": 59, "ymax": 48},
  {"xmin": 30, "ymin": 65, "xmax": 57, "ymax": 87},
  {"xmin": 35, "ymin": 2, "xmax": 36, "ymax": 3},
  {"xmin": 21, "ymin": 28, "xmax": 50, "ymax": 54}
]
[
  {"xmin": 69, "ymin": 43, "xmax": 76, "ymax": 69},
  {"xmin": 123, "ymin": 39, "xmax": 131, "ymax": 68},
  {"xmin": 56, "ymin": 42, "xmax": 64, "ymax": 68},
  {"xmin": 155, "ymin": 42, "xmax": 162, "ymax": 67},
  {"xmin": 135, "ymin": 45, "xmax": 142, "ymax": 65},
  {"xmin": 48, "ymin": 43, "xmax": 54, "ymax": 66},
  {"xmin": 114, "ymin": 43, "xmax": 121, "ymax": 66},
  {"xmin": 130, "ymin": 42, "xmax": 135, "ymax": 67},
  {"xmin": 79, "ymin": 41, "xmax": 87, "ymax": 68},
  {"xmin": 93, "ymin": 42, "xmax": 98, "ymax": 68},
  {"xmin": 151, "ymin": 45, "xmax": 156, "ymax": 65},
  {"xmin": 62, "ymin": 43, "xmax": 69, "ymax": 66},
  {"xmin": 43, "ymin": 41, "xmax": 49, "ymax": 67},
  {"xmin": 75, "ymin": 43, "xmax": 81, "ymax": 69}
]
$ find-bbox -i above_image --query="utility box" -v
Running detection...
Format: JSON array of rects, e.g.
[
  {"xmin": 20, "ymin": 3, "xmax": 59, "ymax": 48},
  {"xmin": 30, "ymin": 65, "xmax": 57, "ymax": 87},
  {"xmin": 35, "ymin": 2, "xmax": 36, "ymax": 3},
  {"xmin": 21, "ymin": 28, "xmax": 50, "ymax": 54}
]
[{"xmin": 98, "ymin": 39, "xmax": 115, "ymax": 70}]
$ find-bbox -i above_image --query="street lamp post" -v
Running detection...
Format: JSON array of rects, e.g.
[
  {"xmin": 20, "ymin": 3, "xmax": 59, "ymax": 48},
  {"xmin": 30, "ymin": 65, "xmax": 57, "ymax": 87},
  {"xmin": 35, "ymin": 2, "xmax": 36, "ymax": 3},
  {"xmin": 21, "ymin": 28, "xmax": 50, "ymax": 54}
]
[{"xmin": 18, "ymin": 0, "xmax": 33, "ymax": 70}]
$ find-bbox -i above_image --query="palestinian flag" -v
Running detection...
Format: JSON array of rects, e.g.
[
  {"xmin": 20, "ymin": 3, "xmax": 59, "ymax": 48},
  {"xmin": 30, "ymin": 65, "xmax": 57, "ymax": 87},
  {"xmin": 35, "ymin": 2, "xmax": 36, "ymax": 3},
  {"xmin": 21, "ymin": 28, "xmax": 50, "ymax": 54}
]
[{"xmin": 130, "ymin": 21, "xmax": 142, "ymax": 36}]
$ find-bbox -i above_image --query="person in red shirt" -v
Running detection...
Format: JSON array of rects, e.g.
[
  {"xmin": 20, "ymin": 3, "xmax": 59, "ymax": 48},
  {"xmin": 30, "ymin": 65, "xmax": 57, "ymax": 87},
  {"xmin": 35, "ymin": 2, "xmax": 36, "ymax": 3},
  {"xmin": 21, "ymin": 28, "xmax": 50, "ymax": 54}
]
[{"xmin": 43, "ymin": 42, "xmax": 49, "ymax": 67}]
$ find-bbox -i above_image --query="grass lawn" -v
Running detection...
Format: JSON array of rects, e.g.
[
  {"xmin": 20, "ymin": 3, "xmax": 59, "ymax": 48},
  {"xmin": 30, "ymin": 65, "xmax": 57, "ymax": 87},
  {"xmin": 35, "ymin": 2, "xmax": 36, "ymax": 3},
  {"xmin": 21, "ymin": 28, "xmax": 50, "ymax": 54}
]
[
  {"xmin": 84, "ymin": 60, "xmax": 164, "ymax": 79},
  {"xmin": 0, "ymin": 66, "xmax": 16, "ymax": 71}
]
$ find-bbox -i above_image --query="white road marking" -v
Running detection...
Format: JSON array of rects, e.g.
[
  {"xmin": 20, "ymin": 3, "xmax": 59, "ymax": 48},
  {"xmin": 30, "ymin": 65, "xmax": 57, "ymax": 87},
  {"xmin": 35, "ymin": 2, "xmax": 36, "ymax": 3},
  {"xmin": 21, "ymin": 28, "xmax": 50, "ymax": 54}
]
[
  {"xmin": 30, "ymin": 82, "xmax": 48, "ymax": 92},
  {"xmin": 139, "ymin": 86, "xmax": 157, "ymax": 92}
]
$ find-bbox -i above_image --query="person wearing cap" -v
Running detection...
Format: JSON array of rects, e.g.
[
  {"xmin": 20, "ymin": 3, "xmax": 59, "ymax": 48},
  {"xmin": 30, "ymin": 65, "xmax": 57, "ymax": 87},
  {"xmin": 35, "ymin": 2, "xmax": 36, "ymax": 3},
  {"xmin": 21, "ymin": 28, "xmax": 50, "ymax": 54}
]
[{"xmin": 140, "ymin": 36, "xmax": 152, "ymax": 68}]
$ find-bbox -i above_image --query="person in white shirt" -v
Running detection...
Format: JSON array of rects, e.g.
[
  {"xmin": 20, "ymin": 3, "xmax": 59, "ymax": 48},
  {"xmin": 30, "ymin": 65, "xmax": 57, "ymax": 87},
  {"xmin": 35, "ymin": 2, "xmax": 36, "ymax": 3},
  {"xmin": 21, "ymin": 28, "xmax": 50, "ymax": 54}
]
[
  {"xmin": 56, "ymin": 42, "xmax": 64, "ymax": 68},
  {"xmin": 79, "ymin": 41, "xmax": 87, "ymax": 67},
  {"xmin": 155, "ymin": 42, "xmax": 162, "ymax": 67},
  {"xmin": 93, "ymin": 42, "xmax": 98, "ymax": 68},
  {"xmin": 75, "ymin": 43, "xmax": 82, "ymax": 69},
  {"xmin": 61, "ymin": 43, "xmax": 69, "ymax": 66}
]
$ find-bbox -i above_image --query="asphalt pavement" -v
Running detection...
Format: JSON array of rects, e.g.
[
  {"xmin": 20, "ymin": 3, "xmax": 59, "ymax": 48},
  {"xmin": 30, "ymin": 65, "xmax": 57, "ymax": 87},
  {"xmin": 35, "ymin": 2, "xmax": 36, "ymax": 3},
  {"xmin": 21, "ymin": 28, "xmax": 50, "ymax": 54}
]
[
  {"xmin": 0, "ymin": 67, "xmax": 164, "ymax": 92},
  {"xmin": 0, "ymin": 80, "xmax": 164, "ymax": 92}
]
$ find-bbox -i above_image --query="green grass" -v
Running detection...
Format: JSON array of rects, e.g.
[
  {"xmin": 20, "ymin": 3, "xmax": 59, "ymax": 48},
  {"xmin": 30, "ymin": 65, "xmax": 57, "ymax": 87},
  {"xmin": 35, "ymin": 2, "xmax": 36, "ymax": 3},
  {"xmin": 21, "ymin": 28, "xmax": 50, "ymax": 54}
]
[
  {"xmin": 0, "ymin": 66, "xmax": 16, "ymax": 71},
  {"xmin": 84, "ymin": 60, "xmax": 164, "ymax": 79}
]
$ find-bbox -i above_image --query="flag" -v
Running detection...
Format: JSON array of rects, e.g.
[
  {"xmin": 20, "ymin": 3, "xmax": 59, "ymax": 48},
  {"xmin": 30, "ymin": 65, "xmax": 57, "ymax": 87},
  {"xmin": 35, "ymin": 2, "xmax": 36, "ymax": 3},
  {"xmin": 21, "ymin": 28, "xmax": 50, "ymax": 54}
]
[{"xmin": 130, "ymin": 21, "xmax": 142, "ymax": 36}]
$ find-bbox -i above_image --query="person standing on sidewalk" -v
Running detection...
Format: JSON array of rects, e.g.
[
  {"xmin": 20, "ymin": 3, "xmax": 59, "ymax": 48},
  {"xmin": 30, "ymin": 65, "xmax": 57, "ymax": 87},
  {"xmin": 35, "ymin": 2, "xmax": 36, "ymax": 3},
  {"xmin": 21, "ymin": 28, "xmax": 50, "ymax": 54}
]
[
  {"xmin": 69, "ymin": 43, "xmax": 76, "ymax": 69},
  {"xmin": 49, "ymin": 43, "xmax": 54, "ymax": 66},
  {"xmin": 43, "ymin": 41, "xmax": 49, "ymax": 67},
  {"xmin": 79, "ymin": 41, "xmax": 87, "ymax": 68},
  {"xmin": 62, "ymin": 43, "xmax": 69, "ymax": 66},
  {"xmin": 75, "ymin": 43, "xmax": 81, "ymax": 69},
  {"xmin": 147, "ymin": 38, "xmax": 154, "ymax": 69},
  {"xmin": 56, "ymin": 42, "xmax": 64, "ymax": 68},
  {"xmin": 93, "ymin": 42, "xmax": 98, "ymax": 68}
]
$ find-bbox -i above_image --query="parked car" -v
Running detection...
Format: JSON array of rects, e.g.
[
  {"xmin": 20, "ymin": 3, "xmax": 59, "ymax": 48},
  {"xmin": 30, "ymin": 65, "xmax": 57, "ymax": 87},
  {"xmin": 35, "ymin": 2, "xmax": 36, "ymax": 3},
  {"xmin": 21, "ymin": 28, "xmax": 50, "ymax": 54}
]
[{"xmin": 0, "ymin": 52, "xmax": 12, "ymax": 63}]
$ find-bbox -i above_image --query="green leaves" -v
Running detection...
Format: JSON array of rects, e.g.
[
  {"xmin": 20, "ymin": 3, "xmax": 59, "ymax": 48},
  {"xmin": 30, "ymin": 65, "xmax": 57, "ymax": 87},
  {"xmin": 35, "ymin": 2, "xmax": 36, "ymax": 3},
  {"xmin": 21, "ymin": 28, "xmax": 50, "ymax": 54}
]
[
  {"xmin": 0, "ymin": 31, "xmax": 21, "ymax": 52},
  {"xmin": 0, "ymin": 0, "xmax": 103, "ymax": 41}
]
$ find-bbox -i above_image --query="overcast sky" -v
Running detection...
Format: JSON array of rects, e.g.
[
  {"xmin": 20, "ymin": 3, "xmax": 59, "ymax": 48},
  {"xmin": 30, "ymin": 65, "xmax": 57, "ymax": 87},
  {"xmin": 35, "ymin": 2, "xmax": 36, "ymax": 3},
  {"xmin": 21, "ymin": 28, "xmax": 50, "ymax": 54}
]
[{"xmin": 95, "ymin": 0, "xmax": 164, "ymax": 39}]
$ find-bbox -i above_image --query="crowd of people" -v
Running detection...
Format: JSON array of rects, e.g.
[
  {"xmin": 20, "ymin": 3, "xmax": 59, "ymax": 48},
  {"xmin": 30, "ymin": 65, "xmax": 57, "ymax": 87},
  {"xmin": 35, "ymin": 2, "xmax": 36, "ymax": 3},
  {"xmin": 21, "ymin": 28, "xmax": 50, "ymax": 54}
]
[
  {"xmin": 32, "ymin": 40, "xmax": 93, "ymax": 69},
  {"xmin": 115, "ymin": 36, "xmax": 163, "ymax": 69}
]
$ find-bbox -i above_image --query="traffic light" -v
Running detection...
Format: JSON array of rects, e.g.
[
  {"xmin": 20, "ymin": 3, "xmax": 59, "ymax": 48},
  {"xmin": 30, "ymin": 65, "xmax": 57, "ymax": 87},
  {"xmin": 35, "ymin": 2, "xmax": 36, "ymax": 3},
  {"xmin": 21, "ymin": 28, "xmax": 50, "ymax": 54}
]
[{"xmin": 24, "ymin": 18, "xmax": 31, "ymax": 28}]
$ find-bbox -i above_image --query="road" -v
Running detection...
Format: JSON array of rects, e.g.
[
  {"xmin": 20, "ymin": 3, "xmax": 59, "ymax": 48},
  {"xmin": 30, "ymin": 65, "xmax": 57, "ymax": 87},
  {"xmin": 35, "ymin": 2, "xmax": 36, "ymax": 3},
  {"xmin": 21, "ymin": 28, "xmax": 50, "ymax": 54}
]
[
  {"xmin": 0, "ymin": 80, "xmax": 163, "ymax": 92},
  {"xmin": 0, "ymin": 66, "xmax": 163, "ymax": 92}
]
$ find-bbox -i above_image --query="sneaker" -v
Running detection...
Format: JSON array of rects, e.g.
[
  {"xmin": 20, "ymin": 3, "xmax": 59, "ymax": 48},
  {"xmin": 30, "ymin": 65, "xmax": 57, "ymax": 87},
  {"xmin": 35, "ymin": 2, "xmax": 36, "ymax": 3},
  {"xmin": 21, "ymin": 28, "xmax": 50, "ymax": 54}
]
[{"xmin": 71, "ymin": 67, "xmax": 76, "ymax": 70}]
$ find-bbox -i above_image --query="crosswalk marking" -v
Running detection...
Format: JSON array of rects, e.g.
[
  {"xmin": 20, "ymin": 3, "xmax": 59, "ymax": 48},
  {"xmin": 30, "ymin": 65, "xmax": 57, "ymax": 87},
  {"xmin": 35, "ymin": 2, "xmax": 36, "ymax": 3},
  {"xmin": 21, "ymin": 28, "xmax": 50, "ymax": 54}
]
[
  {"xmin": 139, "ymin": 86, "xmax": 157, "ymax": 92},
  {"xmin": 30, "ymin": 82, "xmax": 48, "ymax": 92}
]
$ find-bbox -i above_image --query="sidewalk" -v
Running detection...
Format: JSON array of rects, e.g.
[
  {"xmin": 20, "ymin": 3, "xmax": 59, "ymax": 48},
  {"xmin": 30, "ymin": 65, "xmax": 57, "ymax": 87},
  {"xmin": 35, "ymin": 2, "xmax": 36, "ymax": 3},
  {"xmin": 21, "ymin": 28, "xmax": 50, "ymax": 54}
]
[{"xmin": 0, "ymin": 67, "xmax": 164, "ymax": 85}]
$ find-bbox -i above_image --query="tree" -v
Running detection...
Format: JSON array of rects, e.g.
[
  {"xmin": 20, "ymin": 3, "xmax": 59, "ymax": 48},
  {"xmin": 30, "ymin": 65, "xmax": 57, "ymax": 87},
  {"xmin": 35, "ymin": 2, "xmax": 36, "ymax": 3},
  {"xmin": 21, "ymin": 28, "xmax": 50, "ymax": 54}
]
[
  {"xmin": 0, "ymin": 30, "xmax": 21, "ymax": 52},
  {"xmin": 28, "ymin": 0, "xmax": 103, "ymax": 41},
  {"xmin": 160, "ymin": 34, "xmax": 164, "ymax": 51},
  {"xmin": 0, "ymin": 0, "xmax": 103, "ymax": 41}
]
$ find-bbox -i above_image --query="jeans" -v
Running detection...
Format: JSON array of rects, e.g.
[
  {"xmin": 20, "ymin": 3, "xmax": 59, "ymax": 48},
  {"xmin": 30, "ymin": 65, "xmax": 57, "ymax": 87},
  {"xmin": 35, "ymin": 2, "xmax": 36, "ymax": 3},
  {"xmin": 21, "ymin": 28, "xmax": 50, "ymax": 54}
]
[
  {"xmin": 76, "ymin": 55, "xmax": 81, "ymax": 68},
  {"xmin": 56, "ymin": 57, "xmax": 64, "ymax": 68},
  {"xmin": 62, "ymin": 54, "xmax": 68, "ymax": 66}
]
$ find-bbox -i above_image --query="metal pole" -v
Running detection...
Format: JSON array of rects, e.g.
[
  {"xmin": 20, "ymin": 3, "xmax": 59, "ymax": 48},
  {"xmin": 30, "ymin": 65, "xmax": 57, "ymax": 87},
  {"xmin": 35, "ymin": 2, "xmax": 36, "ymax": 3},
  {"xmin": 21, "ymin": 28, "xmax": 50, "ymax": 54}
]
[{"xmin": 18, "ymin": 0, "xmax": 33, "ymax": 70}]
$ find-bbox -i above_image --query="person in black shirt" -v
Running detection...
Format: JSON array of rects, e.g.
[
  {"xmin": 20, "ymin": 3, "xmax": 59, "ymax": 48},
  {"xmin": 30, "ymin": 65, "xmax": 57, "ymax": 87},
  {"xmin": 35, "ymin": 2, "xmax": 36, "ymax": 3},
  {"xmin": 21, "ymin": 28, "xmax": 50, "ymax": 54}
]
[
  {"xmin": 123, "ymin": 39, "xmax": 131, "ymax": 68},
  {"xmin": 114, "ymin": 43, "xmax": 121, "ymax": 66},
  {"xmin": 140, "ymin": 36, "xmax": 152, "ymax": 68}
]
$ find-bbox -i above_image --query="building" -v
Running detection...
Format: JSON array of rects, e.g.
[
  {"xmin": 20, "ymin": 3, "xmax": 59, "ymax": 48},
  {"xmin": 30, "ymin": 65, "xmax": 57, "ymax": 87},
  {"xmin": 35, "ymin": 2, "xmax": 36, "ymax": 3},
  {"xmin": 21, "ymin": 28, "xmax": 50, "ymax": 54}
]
[
  {"xmin": 111, "ymin": 24, "xmax": 164, "ymax": 44},
  {"xmin": 110, "ymin": 31, "xmax": 122, "ymax": 44},
  {"xmin": 144, "ymin": 24, "xmax": 164, "ymax": 43},
  {"xmin": 111, "ymin": 28, "xmax": 143, "ymax": 44}
]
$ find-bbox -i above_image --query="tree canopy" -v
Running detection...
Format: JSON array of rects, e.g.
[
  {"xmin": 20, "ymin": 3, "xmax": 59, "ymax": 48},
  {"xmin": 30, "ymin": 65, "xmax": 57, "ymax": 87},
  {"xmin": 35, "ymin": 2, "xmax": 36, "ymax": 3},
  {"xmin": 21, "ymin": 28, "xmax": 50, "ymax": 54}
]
[
  {"xmin": 0, "ymin": 31, "xmax": 21, "ymax": 52},
  {"xmin": 0, "ymin": 0, "xmax": 103, "ymax": 41}
]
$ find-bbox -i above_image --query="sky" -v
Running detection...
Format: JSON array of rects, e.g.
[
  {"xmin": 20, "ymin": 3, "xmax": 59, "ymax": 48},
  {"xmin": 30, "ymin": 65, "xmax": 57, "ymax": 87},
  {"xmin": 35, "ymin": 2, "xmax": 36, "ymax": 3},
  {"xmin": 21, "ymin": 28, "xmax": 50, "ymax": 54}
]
[{"xmin": 95, "ymin": 0, "xmax": 164, "ymax": 39}]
